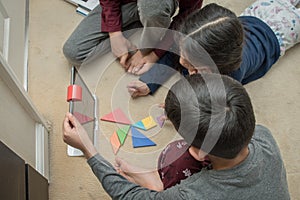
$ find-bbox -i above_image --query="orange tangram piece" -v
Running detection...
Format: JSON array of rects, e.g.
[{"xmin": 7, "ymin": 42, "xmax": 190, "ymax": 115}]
[
  {"xmin": 67, "ymin": 85, "xmax": 82, "ymax": 102},
  {"xmin": 110, "ymin": 131, "xmax": 121, "ymax": 155},
  {"xmin": 100, "ymin": 108, "xmax": 131, "ymax": 125},
  {"xmin": 73, "ymin": 112, "xmax": 94, "ymax": 124}
]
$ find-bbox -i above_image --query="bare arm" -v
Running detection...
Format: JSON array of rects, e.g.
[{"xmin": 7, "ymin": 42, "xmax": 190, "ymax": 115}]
[
  {"xmin": 62, "ymin": 113, "xmax": 97, "ymax": 159},
  {"xmin": 115, "ymin": 157, "xmax": 164, "ymax": 191}
]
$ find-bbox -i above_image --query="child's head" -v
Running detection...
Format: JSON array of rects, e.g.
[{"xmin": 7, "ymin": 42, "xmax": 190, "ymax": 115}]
[
  {"xmin": 165, "ymin": 74, "xmax": 255, "ymax": 159},
  {"xmin": 178, "ymin": 3, "xmax": 244, "ymax": 75}
]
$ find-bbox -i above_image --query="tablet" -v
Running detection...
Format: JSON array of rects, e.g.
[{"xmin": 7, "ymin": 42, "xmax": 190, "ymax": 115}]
[{"xmin": 68, "ymin": 66, "xmax": 98, "ymax": 156}]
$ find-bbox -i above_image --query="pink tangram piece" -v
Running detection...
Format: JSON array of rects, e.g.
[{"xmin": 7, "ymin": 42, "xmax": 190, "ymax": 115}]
[
  {"xmin": 100, "ymin": 108, "xmax": 131, "ymax": 125},
  {"xmin": 73, "ymin": 112, "xmax": 94, "ymax": 124},
  {"xmin": 156, "ymin": 114, "xmax": 165, "ymax": 128}
]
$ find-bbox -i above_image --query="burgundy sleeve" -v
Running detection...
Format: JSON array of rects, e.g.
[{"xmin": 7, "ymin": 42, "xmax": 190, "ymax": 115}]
[
  {"xmin": 100, "ymin": 0, "xmax": 122, "ymax": 32},
  {"xmin": 153, "ymin": 0, "xmax": 203, "ymax": 58}
]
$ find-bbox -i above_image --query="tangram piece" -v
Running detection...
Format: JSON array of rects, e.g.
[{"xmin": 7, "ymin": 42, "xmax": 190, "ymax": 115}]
[
  {"xmin": 110, "ymin": 131, "xmax": 121, "ymax": 155},
  {"xmin": 120, "ymin": 125, "xmax": 131, "ymax": 134},
  {"xmin": 131, "ymin": 127, "xmax": 156, "ymax": 148},
  {"xmin": 101, "ymin": 108, "xmax": 131, "ymax": 125},
  {"xmin": 73, "ymin": 112, "xmax": 94, "ymax": 124},
  {"xmin": 116, "ymin": 125, "xmax": 130, "ymax": 145},
  {"xmin": 156, "ymin": 114, "xmax": 165, "ymax": 128},
  {"xmin": 67, "ymin": 85, "xmax": 82, "ymax": 102},
  {"xmin": 132, "ymin": 121, "xmax": 146, "ymax": 130},
  {"xmin": 141, "ymin": 116, "xmax": 157, "ymax": 130}
]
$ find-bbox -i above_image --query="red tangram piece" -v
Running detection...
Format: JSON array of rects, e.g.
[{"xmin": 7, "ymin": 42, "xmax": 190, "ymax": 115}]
[
  {"xmin": 100, "ymin": 108, "xmax": 131, "ymax": 125},
  {"xmin": 73, "ymin": 112, "xmax": 94, "ymax": 124},
  {"xmin": 67, "ymin": 85, "xmax": 82, "ymax": 102}
]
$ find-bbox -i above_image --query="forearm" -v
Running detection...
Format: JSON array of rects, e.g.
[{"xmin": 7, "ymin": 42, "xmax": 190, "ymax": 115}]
[
  {"xmin": 109, "ymin": 31, "xmax": 122, "ymax": 37},
  {"xmin": 82, "ymin": 143, "xmax": 97, "ymax": 160},
  {"xmin": 87, "ymin": 154, "xmax": 171, "ymax": 199}
]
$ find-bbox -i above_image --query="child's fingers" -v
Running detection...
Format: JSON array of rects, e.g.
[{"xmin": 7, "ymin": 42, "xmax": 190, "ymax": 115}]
[
  {"xmin": 134, "ymin": 66, "xmax": 148, "ymax": 75},
  {"xmin": 127, "ymin": 81, "xmax": 138, "ymax": 89},
  {"xmin": 114, "ymin": 162, "xmax": 121, "ymax": 173},
  {"xmin": 128, "ymin": 87, "xmax": 137, "ymax": 93},
  {"xmin": 127, "ymin": 85, "xmax": 138, "ymax": 96},
  {"xmin": 67, "ymin": 113, "xmax": 77, "ymax": 127},
  {"xmin": 119, "ymin": 54, "xmax": 129, "ymax": 69},
  {"xmin": 67, "ymin": 112, "xmax": 81, "ymax": 129},
  {"xmin": 115, "ymin": 157, "xmax": 122, "ymax": 165},
  {"xmin": 127, "ymin": 65, "xmax": 134, "ymax": 73},
  {"xmin": 133, "ymin": 66, "xmax": 143, "ymax": 74},
  {"xmin": 62, "ymin": 114, "xmax": 74, "ymax": 143},
  {"xmin": 63, "ymin": 113, "xmax": 73, "ymax": 129}
]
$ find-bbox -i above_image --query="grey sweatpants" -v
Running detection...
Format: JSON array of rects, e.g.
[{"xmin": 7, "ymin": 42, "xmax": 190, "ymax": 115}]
[{"xmin": 63, "ymin": 0, "xmax": 177, "ymax": 66}]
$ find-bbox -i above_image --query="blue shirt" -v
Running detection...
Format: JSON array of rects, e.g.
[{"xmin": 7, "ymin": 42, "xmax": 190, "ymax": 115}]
[{"xmin": 230, "ymin": 16, "xmax": 280, "ymax": 84}]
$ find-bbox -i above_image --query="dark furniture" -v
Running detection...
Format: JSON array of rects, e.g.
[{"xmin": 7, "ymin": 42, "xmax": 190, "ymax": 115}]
[{"xmin": 0, "ymin": 141, "xmax": 49, "ymax": 200}]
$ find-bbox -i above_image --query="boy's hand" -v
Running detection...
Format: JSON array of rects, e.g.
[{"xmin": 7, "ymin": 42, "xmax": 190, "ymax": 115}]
[
  {"xmin": 109, "ymin": 31, "xmax": 137, "ymax": 69},
  {"xmin": 127, "ymin": 51, "xmax": 159, "ymax": 75},
  {"xmin": 115, "ymin": 157, "xmax": 164, "ymax": 191},
  {"xmin": 62, "ymin": 113, "xmax": 97, "ymax": 159},
  {"xmin": 127, "ymin": 80, "xmax": 151, "ymax": 98},
  {"xmin": 127, "ymin": 50, "xmax": 145, "ymax": 73}
]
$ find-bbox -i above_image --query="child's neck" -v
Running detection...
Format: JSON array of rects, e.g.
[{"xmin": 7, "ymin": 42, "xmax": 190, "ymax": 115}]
[{"xmin": 210, "ymin": 147, "xmax": 249, "ymax": 170}]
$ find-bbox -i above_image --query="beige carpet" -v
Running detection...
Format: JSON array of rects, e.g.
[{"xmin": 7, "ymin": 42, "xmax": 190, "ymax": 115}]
[{"xmin": 28, "ymin": 0, "xmax": 300, "ymax": 199}]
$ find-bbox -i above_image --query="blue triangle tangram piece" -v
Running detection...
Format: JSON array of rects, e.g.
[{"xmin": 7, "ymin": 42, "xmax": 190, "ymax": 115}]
[
  {"xmin": 131, "ymin": 127, "xmax": 156, "ymax": 148},
  {"xmin": 132, "ymin": 121, "xmax": 146, "ymax": 130}
]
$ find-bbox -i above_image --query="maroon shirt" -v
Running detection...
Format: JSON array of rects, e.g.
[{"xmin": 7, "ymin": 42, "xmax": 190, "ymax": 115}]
[
  {"xmin": 100, "ymin": 0, "xmax": 203, "ymax": 57},
  {"xmin": 157, "ymin": 140, "xmax": 211, "ymax": 189}
]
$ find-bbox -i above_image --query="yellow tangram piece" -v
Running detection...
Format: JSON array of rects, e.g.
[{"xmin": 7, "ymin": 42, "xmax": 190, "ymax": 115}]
[{"xmin": 141, "ymin": 116, "xmax": 157, "ymax": 130}]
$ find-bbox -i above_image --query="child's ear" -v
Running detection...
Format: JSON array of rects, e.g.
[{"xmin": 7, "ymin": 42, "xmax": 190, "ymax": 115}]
[
  {"xmin": 189, "ymin": 147, "xmax": 207, "ymax": 161},
  {"xmin": 189, "ymin": 68, "xmax": 198, "ymax": 75}
]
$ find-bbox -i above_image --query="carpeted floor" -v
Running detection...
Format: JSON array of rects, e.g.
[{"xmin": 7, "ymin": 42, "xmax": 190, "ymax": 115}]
[{"xmin": 28, "ymin": 0, "xmax": 300, "ymax": 199}]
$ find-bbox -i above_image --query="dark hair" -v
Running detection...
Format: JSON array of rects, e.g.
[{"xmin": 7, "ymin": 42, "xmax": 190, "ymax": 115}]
[
  {"xmin": 178, "ymin": 3, "xmax": 244, "ymax": 74},
  {"xmin": 165, "ymin": 74, "xmax": 255, "ymax": 159}
]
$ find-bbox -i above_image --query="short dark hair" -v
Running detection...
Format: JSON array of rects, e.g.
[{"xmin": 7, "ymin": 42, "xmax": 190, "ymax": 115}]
[
  {"xmin": 178, "ymin": 3, "xmax": 244, "ymax": 74},
  {"xmin": 165, "ymin": 74, "xmax": 255, "ymax": 159}
]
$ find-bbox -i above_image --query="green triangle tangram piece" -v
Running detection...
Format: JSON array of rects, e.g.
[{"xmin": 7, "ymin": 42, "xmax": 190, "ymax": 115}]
[
  {"xmin": 116, "ymin": 125, "xmax": 130, "ymax": 145},
  {"xmin": 131, "ymin": 127, "xmax": 156, "ymax": 148},
  {"xmin": 132, "ymin": 121, "xmax": 146, "ymax": 130},
  {"xmin": 120, "ymin": 125, "xmax": 130, "ymax": 134},
  {"xmin": 100, "ymin": 108, "xmax": 131, "ymax": 125}
]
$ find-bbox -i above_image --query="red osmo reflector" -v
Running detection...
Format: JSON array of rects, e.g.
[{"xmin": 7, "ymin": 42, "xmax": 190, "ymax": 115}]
[{"xmin": 67, "ymin": 85, "xmax": 82, "ymax": 102}]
